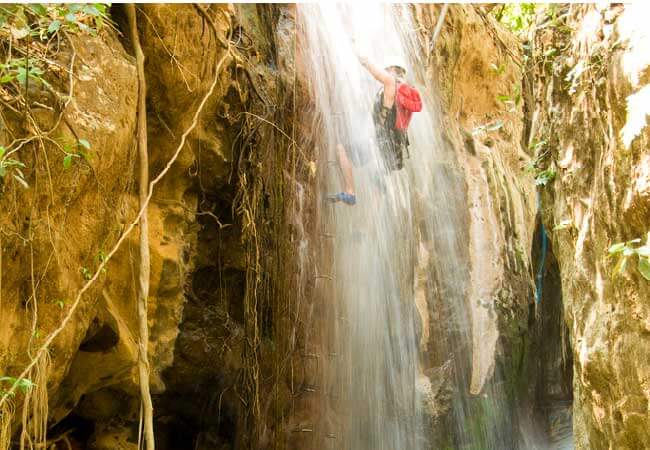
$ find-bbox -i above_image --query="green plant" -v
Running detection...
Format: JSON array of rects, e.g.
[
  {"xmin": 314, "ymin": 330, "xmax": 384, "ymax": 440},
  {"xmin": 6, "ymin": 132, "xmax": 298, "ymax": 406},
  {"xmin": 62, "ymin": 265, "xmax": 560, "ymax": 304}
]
[
  {"xmin": 62, "ymin": 138, "xmax": 91, "ymax": 169},
  {"xmin": 51, "ymin": 4, "xmax": 108, "ymax": 35},
  {"xmin": 0, "ymin": 57, "xmax": 48, "ymax": 88},
  {"xmin": 492, "ymin": 3, "xmax": 537, "ymax": 36},
  {"xmin": 553, "ymin": 219, "xmax": 572, "ymax": 231},
  {"xmin": 55, "ymin": 299, "xmax": 66, "ymax": 309},
  {"xmin": 534, "ymin": 168, "xmax": 556, "ymax": 186},
  {"xmin": 0, "ymin": 4, "xmax": 110, "ymax": 40},
  {"xmin": 0, "ymin": 146, "xmax": 28, "ymax": 188},
  {"xmin": 94, "ymin": 249, "xmax": 108, "ymax": 273},
  {"xmin": 0, "ymin": 376, "xmax": 35, "ymax": 397},
  {"xmin": 490, "ymin": 62, "xmax": 506, "ymax": 75},
  {"xmin": 608, "ymin": 236, "xmax": 650, "ymax": 281},
  {"xmin": 524, "ymin": 140, "xmax": 556, "ymax": 186},
  {"xmin": 529, "ymin": 139, "xmax": 548, "ymax": 154},
  {"xmin": 80, "ymin": 266, "xmax": 92, "ymax": 280},
  {"xmin": 497, "ymin": 84, "xmax": 521, "ymax": 113},
  {"xmin": 525, "ymin": 161, "xmax": 556, "ymax": 186}
]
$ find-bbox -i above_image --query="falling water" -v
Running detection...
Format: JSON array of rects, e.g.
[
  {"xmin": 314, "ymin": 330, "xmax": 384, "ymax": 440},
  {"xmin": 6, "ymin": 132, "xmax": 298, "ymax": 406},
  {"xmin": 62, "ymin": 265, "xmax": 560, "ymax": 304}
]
[
  {"xmin": 299, "ymin": 4, "xmax": 422, "ymax": 449},
  {"xmin": 298, "ymin": 4, "xmax": 554, "ymax": 449}
]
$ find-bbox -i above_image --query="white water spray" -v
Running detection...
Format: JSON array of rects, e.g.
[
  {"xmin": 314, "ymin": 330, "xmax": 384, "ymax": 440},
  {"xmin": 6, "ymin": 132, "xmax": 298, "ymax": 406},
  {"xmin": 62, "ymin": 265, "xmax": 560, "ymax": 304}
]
[{"xmin": 297, "ymin": 4, "xmax": 566, "ymax": 449}]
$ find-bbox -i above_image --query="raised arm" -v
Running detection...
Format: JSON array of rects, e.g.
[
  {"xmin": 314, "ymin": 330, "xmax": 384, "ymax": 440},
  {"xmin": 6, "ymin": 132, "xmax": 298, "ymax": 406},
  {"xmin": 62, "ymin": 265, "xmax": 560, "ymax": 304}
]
[
  {"xmin": 358, "ymin": 56, "xmax": 393, "ymax": 84},
  {"xmin": 358, "ymin": 55, "xmax": 397, "ymax": 108}
]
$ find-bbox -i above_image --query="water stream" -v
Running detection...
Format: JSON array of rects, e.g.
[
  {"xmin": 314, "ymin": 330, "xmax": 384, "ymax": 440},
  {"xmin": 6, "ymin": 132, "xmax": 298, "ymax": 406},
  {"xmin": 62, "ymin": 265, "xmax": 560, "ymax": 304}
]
[{"xmin": 297, "ymin": 4, "xmax": 567, "ymax": 449}]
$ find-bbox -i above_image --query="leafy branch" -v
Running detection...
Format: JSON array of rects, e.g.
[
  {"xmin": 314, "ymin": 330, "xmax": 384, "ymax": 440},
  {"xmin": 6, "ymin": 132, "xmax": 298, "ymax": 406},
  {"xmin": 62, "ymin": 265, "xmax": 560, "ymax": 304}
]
[{"xmin": 608, "ymin": 235, "xmax": 650, "ymax": 281}]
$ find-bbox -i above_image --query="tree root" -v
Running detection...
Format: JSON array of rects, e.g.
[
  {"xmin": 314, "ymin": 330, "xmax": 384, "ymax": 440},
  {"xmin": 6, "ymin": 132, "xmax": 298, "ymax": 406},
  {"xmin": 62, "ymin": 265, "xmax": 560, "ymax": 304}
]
[{"xmin": 125, "ymin": 4, "xmax": 155, "ymax": 450}]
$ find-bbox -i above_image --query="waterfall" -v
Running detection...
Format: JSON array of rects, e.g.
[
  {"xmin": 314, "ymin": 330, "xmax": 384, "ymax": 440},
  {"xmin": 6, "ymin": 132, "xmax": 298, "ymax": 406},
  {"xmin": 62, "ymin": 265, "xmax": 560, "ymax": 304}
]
[{"xmin": 297, "ymin": 4, "xmax": 536, "ymax": 449}]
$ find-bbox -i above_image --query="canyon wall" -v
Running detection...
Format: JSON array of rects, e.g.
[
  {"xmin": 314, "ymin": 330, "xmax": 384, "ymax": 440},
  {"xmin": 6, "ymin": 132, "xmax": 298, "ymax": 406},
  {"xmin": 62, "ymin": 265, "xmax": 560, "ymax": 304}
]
[{"xmin": 532, "ymin": 4, "xmax": 650, "ymax": 449}]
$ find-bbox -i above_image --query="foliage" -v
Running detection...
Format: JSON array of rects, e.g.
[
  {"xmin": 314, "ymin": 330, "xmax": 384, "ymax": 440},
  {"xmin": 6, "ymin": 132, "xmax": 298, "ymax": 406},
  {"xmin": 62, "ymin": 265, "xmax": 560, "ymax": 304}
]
[
  {"xmin": 0, "ymin": 4, "xmax": 109, "ymax": 40},
  {"xmin": 0, "ymin": 146, "xmax": 28, "ymax": 188},
  {"xmin": 62, "ymin": 138, "xmax": 92, "ymax": 169},
  {"xmin": 490, "ymin": 62, "xmax": 506, "ymax": 75},
  {"xmin": 492, "ymin": 3, "xmax": 538, "ymax": 36},
  {"xmin": 553, "ymin": 219, "xmax": 572, "ymax": 231},
  {"xmin": 608, "ymin": 236, "xmax": 650, "ymax": 281},
  {"xmin": 0, "ymin": 4, "xmax": 108, "ymax": 195},
  {"xmin": 497, "ymin": 84, "xmax": 521, "ymax": 113},
  {"xmin": 524, "ymin": 140, "xmax": 556, "ymax": 186},
  {"xmin": 94, "ymin": 249, "xmax": 108, "ymax": 274},
  {"xmin": 534, "ymin": 168, "xmax": 556, "ymax": 186},
  {"xmin": 79, "ymin": 267, "xmax": 92, "ymax": 280},
  {"xmin": 0, "ymin": 376, "xmax": 35, "ymax": 397},
  {"xmin": 0, "ymin": 57, "xmax": 48, "ymax": 87}
]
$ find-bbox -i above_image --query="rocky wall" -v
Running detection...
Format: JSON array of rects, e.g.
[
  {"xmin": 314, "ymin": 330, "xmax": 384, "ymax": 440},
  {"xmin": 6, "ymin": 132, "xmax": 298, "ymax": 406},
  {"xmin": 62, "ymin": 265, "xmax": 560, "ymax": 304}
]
[{"xmin": 532, "ymin": 4, "xmax": 650, "ymax": 449}]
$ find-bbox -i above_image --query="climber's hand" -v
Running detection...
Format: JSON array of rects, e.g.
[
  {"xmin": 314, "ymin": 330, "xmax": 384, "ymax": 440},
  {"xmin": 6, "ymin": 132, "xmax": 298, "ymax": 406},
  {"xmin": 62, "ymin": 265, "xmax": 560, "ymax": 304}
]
[{"xmin": 357, "ymin": 53, "xmax": 369, "ymax": 67}]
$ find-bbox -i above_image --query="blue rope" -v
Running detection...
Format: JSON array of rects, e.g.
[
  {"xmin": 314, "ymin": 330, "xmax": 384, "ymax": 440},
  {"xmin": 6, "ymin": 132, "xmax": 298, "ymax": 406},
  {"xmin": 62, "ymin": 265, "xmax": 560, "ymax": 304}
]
[{"xmin": 535, "ymin": 192, "xmax": 548, "ymax": 304}]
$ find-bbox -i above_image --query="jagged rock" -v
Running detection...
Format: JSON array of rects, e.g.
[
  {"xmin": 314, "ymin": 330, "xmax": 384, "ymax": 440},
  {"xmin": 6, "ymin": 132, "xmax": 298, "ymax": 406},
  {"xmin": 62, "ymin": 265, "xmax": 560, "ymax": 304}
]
[{"xmin": 532, "ymin": 4, "xmax": 650, "ymax": 449}]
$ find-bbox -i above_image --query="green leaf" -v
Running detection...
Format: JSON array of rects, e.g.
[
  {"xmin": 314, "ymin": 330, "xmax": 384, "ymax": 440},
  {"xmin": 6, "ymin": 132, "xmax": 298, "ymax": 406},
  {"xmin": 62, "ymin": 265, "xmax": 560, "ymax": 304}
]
[
  {"xmin": 0, "ymin": 377, "xmax": 35, "ymax": 393},
  {"xmin": 93, "ymin": 3, "xmax": 107, "ymax": 15},
  {"xmin": 16, "ymin": 378, "xmax": 36, "ymax": 393},
  {"xmin": 613, "ymin": 255, "xmax": 628, "ymax": 276},
  {"xmin": 636, "ymin": 245, "xmax": 650, "ymax": 257},
  {"xmin": 553, "ymin": 220, "xmax": 572, "ymax": 231},
  {"xmin": 608, "ymin": 242, "xmax": 626, "ymax": 254},
  {"xmin": 78, "ymin": 138, "xmax": 91, "ymax": 150},
  {"xmin": 0, "ymin": 74, "xmax": 14, "ymax": 83},
  {"xmin": 13, "ymin": 172, "xmax": 29, "ymax": 189},
  {"xmin": 15, "ymin": 68, "xmax": 27, "ymax": 85},
  {"xmin": 83, "ymin": 5, "xmax": 101, "ymax": 16},
  {"xmin": 63, "ymin": 154, "xmax": 73, "ymax": 169},
  {"xmin": 490, "ymin": 63, "xmax": 505, "ymax": 75},
  {"xmin": 623, "ymin": 247, "xmax": 635, "ymax": 257},
  {"xmin": 28, "ymin": 4, "xmax": 48, "ymax": 16},
  {"xmin": 638, "ymin": 256, "xmax": 650, "ymax": 281},
  {"xmin": 65, "ymin": 12, "xmax": 76, "ymax": 23},
  {"xmin": 0, "ymin": 146, "xmax": 5, "ymax": 158},
  {"xmin": 48, "ymin": 19, "xmax": 61, "ymax": 34}
]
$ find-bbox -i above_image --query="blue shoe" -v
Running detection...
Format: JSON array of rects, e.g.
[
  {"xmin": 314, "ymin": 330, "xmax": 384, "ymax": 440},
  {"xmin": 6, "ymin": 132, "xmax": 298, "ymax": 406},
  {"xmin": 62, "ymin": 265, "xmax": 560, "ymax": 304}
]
[{"xmin": 327, "ymin": 192, "xmax": 356, "ymax": 205}]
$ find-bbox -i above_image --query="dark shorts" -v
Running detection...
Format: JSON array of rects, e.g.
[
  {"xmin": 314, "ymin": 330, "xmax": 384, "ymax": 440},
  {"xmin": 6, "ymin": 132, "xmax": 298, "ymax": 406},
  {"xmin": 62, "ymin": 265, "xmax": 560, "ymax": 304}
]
[{"xmin": 334, "ymin": 113, "xmax": 371, "ymax": 168}]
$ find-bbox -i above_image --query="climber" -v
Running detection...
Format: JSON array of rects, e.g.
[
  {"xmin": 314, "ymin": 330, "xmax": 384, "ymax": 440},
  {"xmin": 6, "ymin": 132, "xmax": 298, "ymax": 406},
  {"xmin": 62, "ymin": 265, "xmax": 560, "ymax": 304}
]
[
  {"xmin": 329, "ymin": 54, "xmax": 422, "ymax": 206},
  {"xmin": 360, "ymin": 54, "xmax": 422, "ymax": 171}
]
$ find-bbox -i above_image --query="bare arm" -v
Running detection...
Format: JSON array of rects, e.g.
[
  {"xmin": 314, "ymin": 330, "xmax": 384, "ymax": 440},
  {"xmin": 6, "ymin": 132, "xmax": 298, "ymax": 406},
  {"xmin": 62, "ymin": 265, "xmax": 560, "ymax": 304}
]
[
  {"xmin": 359, "ymin": 56, "xmax": 393, "ymax": 84},
  {"xmin": 358, "ymin": 56, "xmax": 397, "ymax": 107}
]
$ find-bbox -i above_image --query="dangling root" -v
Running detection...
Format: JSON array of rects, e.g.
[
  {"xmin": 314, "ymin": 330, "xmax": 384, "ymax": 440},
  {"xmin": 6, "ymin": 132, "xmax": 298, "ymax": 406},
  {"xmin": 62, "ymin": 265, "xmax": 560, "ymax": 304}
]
[
  {"xmin": 0, "ymin": 401, "xmax": 14, "ymax": 450},
  {"xmin": 125, "ymin": 4, "xmax": 155, "ymax": 449},
  {"xmin": 19, "ymin": 352, "xmax": 50, "ymax": 450}
]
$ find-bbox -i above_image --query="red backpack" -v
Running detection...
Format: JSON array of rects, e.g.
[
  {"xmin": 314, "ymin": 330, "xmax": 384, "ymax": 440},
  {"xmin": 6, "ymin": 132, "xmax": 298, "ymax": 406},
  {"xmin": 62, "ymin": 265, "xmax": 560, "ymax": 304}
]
[{"xmin": 394, "ymin": 83, "xmax": 422, "ymax": 131}]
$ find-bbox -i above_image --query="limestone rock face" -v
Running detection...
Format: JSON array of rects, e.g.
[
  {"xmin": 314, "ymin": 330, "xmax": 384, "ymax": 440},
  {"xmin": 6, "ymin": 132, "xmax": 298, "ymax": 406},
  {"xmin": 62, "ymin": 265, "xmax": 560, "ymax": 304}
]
[
  {"xmin": 409, "ymin": 5, "xmax": 538, "ymax": 446},
  {"xmin": 0, "ymin": 25, "xmax": 139, "ymax": 428},
  {"xmin": 0, "ymin": 5, "xmax": 315, "ymax": 449},
  {"xmin": 532, "ymin": 4, "xmax": 650, "ymax": 449}
]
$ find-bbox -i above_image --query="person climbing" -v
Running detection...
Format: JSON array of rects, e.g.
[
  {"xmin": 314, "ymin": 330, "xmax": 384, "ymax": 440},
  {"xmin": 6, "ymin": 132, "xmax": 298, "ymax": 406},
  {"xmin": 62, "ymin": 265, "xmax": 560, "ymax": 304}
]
[
  {"xmin": 327, "ymin": 112, "xmax": 373, "ymax": 206},
  {"xmin": 328, "ymin": 53, "xmax": 422, "ymax": 206},
  {"xmin": 360, "ymin": 54, "xmax": 423, "ymax": 171}
]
